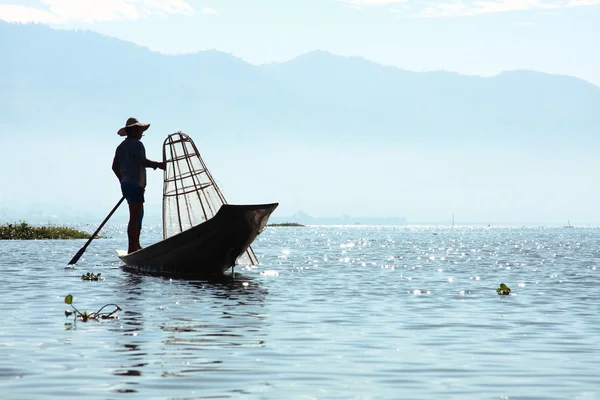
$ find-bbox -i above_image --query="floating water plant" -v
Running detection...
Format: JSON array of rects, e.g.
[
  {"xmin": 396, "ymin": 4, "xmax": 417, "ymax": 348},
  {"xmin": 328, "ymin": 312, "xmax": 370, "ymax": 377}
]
[
  {"xmin": 64, "ymin": 294, "xmax": 121, "ymax": 322},
  {"xmin": 496, "ymin": 283, "xmax": 511, "ymax": 295},
  {"xmin": 81, "ymin": 272, "xmax": 104, "ymax": 281},
  {"xmin": 0, "ymin": 222, "xmax": 92, "ymax": 240}
]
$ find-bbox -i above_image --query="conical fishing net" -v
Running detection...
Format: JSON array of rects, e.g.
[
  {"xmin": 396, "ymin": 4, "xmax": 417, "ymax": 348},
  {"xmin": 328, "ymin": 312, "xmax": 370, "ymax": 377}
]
[{"xmin": 162, "ymin": 132, "xmax": 258, "ymax": 265}]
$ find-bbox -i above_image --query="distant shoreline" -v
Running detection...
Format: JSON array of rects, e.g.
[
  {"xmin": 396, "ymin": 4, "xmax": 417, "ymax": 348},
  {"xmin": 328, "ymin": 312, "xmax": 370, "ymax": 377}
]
[{"xmin": 267, "ymin": 222, "xmax": 306, "ymax": 227}]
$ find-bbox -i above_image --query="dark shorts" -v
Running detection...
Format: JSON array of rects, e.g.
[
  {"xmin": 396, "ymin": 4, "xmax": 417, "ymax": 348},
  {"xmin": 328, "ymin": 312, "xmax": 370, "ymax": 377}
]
[{"xmin": 121, "ymin": 183, "xmax": 145, "ymax": 203}]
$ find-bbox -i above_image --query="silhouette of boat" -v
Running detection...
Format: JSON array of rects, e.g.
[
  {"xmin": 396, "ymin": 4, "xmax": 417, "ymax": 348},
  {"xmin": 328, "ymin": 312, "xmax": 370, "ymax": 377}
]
[
  {"xmin": 564, "ymin": 220, "xmax": 574, "ymax": 228},
  {"xmin": 117, "ymin": 132, "xmax": 277, "ymax": 277},
  {"xmin": 117, "ymin": 203, "xmax": 277, "ymax": 277}
]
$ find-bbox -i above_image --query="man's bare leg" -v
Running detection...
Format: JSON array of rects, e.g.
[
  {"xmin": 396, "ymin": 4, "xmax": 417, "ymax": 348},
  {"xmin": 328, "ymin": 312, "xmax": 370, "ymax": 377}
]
[
  {"xmin": 136, "ymin": 204, "xmax": 144, "ymax": 251},
  {"xmin": 127, "ymin": 201, "xmax": 143, "ymax": 253}
]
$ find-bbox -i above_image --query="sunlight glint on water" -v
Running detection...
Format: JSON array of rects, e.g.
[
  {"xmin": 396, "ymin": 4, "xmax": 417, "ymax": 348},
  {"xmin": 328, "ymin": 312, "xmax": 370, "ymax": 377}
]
[{"xmin": 0, "ymin": 225, "xmax": 599, "ymax": 399}]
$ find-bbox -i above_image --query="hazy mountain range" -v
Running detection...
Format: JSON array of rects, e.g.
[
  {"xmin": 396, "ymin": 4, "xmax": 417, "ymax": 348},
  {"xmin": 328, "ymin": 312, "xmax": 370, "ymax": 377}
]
[
  {"xmin": 2, "ymin": 21, "xmax": 600, "ymax": 226},
  {"xmin": 1, "ymin": 21, "xmax": 599, "ymax": 142}
]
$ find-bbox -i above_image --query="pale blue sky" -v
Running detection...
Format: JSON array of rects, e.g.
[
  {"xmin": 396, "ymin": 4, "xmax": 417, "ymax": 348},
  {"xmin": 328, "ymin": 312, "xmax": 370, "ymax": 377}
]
[{"xmin": 1, "ymin": 0, "xmax": 599, "ymax": 86}]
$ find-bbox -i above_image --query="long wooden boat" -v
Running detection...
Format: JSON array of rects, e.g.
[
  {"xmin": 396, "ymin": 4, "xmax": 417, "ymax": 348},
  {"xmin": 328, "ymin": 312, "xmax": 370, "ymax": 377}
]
[{"xmin": 117, "ymin": 202, "xmax": 278, "ymax": 278}]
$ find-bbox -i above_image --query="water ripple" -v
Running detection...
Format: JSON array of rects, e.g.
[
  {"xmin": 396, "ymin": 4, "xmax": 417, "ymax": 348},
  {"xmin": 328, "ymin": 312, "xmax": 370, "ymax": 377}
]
[{"xmin": 0, "ymin": 225, "xmax": 599, "ymax": 399}]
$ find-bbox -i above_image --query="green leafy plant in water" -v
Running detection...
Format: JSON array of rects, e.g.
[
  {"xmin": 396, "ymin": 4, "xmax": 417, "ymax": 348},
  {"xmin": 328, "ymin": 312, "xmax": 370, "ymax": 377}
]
[
  {"xmin": 81, "ymin": 272, "xmax": 104, "ymax": 281},
  {"xmin": 64, "ymin": 294, "xmax": 121, "ymax": 322},
  {"xmin": 496, "ymin": 283, "xmax": 511, "ymax": 295},
  {"xmin": 0, "ymin": 221, "xmax": 94, "ymax": 240}
]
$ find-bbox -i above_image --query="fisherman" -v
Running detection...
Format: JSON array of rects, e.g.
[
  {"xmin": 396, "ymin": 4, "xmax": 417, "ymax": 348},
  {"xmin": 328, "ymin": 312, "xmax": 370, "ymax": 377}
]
[{"xmin": 112, "ymin": 117, "xmax": 165, "ymax": 254}]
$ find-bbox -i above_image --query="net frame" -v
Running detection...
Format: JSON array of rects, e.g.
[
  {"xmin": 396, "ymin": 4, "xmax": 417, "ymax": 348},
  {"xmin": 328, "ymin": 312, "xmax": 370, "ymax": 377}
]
[{"xmin": 161, "ymin": 132, "xmax": 258, "ymax": 265}]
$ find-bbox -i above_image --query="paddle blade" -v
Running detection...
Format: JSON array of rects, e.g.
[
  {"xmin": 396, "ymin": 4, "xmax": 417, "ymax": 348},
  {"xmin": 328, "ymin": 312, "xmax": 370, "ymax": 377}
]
[
  {"xmin": 68, "ymin": 248, "xmax": 85, "ymax": 265},
  {"xmin": 66, "ymin": 197, "xmax": 125, "ymax": 265}
]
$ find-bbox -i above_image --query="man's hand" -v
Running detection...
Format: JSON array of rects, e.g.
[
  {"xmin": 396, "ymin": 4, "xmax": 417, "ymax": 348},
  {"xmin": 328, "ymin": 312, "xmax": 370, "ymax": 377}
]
[{"xmin": 157, "ymin": 162, "xmax": 166, "ymax": 170}]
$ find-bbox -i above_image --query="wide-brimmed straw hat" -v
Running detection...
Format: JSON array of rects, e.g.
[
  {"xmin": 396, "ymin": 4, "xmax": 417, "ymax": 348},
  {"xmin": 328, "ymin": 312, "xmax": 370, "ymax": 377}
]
[{"xmin": 117, "ymin": 117, "xmax": 151, "ymax": 136}]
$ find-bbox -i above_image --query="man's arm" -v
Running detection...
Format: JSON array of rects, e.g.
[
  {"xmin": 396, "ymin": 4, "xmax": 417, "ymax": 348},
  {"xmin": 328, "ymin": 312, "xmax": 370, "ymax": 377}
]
[
  {"xmin": 135, "ymin": 142, "xmax": 165, "ymax": 170},
  {"xmin": 112, "ymin": 151, "xmax": 123, "ymax": 181}
]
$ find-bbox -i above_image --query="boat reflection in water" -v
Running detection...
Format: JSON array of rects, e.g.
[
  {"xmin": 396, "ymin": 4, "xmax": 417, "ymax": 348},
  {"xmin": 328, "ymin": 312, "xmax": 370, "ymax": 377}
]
[{"xmin": 108, "ymin": 271, "xmax": 269, "ymax": 394}]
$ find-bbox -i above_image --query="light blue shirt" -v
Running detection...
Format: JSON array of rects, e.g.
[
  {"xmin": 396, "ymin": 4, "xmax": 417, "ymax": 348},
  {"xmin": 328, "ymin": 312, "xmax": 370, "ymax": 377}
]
[{"xmin": 112, "ymin": 138, "xmax": 159, "ymax": 188}]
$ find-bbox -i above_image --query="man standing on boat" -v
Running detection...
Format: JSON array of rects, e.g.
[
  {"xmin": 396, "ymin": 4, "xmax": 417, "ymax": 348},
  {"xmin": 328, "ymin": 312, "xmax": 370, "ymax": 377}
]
[{"xmin": 112, "ymin": 117, "xmax": 165, "ymax": 254}]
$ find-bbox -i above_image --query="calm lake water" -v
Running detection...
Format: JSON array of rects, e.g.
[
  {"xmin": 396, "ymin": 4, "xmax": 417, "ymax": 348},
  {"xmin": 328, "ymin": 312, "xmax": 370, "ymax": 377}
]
[{"xmin": 1, "ymin": 225, "xmax": 599, "ymax": 399}]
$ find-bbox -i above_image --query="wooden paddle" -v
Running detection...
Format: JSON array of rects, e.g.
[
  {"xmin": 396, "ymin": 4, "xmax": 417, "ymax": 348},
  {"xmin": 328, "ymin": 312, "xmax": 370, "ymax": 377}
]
[{"xmin": 68, "ymin": 197, "xmax": 125, "ymax": 265}]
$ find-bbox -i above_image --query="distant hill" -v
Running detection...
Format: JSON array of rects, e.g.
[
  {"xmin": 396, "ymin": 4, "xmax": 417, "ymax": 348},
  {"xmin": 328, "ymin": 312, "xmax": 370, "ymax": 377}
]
[
  {"xmin": 1, "ymin": 21, "xmax": 599, "ymax": 143},
  {"xmin": 269, "ymin": 210, "xmax": 408, "ymax": 226},
  {"xmin": 264, "ymin": 51, "xmax": 600, "ymax": 136}
]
